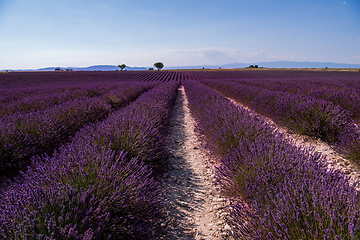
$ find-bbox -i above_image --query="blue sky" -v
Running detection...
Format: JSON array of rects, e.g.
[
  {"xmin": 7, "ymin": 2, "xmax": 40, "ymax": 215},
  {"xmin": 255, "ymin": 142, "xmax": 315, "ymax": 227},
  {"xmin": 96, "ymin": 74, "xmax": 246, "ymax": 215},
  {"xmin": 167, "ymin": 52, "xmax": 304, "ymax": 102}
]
[{"xmin": 0, "ymin": 0, "xmax": 359, "ymax": 69}]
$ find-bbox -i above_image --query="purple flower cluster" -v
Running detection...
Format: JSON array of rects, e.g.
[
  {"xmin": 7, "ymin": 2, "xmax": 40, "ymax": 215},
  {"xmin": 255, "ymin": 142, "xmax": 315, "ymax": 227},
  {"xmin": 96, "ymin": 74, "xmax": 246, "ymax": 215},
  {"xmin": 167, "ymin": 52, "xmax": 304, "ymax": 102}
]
[
  {"xmin": 108, "ymin": 70, "xmax": 202, "ymax": 82},
  {"xmin": 0, "ymin": 82, "xmax": 178, "ymax": 239},
  {"xmin": 0, "ymin": 83, "xmax": 110, "ymax": 116},
  {"xmin": 0, "ymin": 97, "xmax": 111, "ymax": 175},
  {"xmin": 0, "ymin": 83, "xmax": 156, "ymax": 183},
  {"xmin": 0, "ymin": 71, "xmax": 161, "ymax": 89},
  {"xmin": 1, "ymin": 144, "xmax": 160, "ymax": 239},
  {"xmin": 184, "ymin": 80, "xmax": 360, "ymax": 239},
  {"xmin": 0, "ymin": 71, "xmax": 198, "ymax": 90},
  {"xmin": 0, "ymin": 82, "xmax": 157, "ymax": 115},
  {"xmin": 221, "ymin": 76, "xmax": 360, "ymax": 123},
  {"xmin": 100, "ymin": 82, "xmax": 158, "ymax": 110},
  {"xmin": 72, "ymin": 81, "xmax": 178, "ymax": 173},
  {"xmin": 202, "ymin": 79, "xmax": 360, "ymax": 165}
]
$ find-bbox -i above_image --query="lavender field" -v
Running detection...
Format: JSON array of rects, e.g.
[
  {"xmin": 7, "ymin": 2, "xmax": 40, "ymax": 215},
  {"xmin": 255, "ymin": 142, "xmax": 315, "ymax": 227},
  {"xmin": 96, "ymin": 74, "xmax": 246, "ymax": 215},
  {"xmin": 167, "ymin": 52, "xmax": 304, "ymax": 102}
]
[{"xmin": 1, "ymin": 70, "xmax": 360, "ymax": 239}]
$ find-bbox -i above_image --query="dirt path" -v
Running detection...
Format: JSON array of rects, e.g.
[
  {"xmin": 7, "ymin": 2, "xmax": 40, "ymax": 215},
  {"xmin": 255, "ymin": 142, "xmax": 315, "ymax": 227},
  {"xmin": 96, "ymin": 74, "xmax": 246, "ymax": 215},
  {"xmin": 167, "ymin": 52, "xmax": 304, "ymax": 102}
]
[
  {"xmin": 227, "ymin": 97, "xmax": 360, "ymax": 189},
  {"xmin": 158, "ymin": 86, "xmax": 360, "ymax": 239},
  {"xmin": 159, "ymin": 86, "xmax": 231, "ymax": 239}
]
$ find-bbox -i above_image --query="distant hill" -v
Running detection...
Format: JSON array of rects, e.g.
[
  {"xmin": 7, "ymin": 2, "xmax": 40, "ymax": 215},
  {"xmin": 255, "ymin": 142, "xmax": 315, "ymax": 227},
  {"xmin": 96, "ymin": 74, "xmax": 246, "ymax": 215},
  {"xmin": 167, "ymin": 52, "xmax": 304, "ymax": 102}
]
[
  {"xmin": 222, "ymin": 61, "xmax": 360, "ymax": 69},
  {"xmin": 166, "ymin": 61, "xmax": 360, "ymax": 69},
  {"xmin": 2, "ymin": 61, "xmax": 360, "ymax": 72},
  {"xmin": 36, "ymin": 65, "xmax": 148, "ymax": 71}
]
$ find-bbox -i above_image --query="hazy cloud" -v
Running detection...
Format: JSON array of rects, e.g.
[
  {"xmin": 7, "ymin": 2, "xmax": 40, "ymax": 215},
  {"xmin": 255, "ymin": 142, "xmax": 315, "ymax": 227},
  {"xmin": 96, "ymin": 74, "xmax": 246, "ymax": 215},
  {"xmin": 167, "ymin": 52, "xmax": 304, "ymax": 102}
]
[
  {"xmin": 139, "ymin": 48, "xmax": 270, "ymax": 66},
  {"xmin": 163, "ymin": 48, "xmax": 265, "ymax": 59},
  {"xmin": 202, "ymin": 49, "xmax": 227, "ymax": 58},
  {"xmin": 158, "ymin": 48, "xmax": 228, "ymax": 58},
  {"xmin": 138, "ymin": 48, "xmax": 237, "ymax": 66},
  {"xmin": 267, "ymin": 53, "xmax": 296, "ymax": 60},
  {"xmin": 354, "ymin": 55, "xmax": 360, "ymax": 59},
  {"xmin": 246, "ymin": 50, "xmax": 263, "ymax": 57}
]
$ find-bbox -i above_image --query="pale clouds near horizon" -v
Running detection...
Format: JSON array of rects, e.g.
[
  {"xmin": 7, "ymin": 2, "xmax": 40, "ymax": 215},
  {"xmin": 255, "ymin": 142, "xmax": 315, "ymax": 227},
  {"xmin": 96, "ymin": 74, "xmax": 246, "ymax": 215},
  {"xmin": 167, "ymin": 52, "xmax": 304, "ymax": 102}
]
[{"xmin": 0, "ymin": 0, "xmax": 359, "ymax": 69}]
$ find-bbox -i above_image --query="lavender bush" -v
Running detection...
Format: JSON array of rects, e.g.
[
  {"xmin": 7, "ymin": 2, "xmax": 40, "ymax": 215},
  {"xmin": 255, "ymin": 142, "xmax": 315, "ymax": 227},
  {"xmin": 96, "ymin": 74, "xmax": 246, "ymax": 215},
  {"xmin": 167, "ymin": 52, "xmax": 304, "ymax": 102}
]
[{"xmin": 0, "ymin": 142, "xmax": 161, "ymax": 239}]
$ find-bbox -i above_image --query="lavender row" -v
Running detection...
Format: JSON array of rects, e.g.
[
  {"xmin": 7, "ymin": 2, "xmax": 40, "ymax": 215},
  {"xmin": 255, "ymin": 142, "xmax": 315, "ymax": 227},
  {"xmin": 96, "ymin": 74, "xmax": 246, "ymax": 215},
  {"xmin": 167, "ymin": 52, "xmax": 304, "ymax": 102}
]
[
  {"xmin": 0, "ymin": 71, "xmax": 184, "ymax": 90},
  {"xmin": 229, "ymin": 77, "xmax": 360, "ymax": 122},
  {"xmin": 184, "ymin": 80, "xmax": 360, "ymax": 239},
  {"xmin": 106, "ymin": 70, "xmax": 201, "ymax": 82},
  {"xmin": 72, "ymin": 81, "xmax": 178, "ymax": 173},
  {"xmin": 193, "ymin": 70, "xmax": 360, "ymax": 121},
  {"xmin": 202, "ymin": 79, "xmax": 360, "ymax": 165},
  {"xmin": 0, "ymin": 82, "xmax": 106, "ymax": 106},
  {"xmin": 0, "ymin": 83, "xmax": 155, "ymax": 178},
  {"xmin": 0, "ymin": 82, "xmax": 156, "ymax": 116},
  {"xmin": 0, "ymin": 87, "xmax": 89, "ymax": 116},
  {"xmin": 0, "ymin": 82, "xmax": 178, "ymax": 239},
  {"xmin": 0, "ymin": 71, "xmax": 156, "ymax": 89},
  {"xmin": 100, "ymin": 82, "xmax": 158, "ymax": 110}
]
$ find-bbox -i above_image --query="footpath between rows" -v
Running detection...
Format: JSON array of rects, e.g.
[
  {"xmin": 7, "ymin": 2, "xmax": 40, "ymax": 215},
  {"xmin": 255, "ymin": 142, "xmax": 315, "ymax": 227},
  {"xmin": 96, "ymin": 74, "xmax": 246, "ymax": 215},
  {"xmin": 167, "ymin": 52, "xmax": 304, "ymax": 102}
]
[{"xmin": 160, "ymin": 86, "xmax": 231, "ymax": 239}]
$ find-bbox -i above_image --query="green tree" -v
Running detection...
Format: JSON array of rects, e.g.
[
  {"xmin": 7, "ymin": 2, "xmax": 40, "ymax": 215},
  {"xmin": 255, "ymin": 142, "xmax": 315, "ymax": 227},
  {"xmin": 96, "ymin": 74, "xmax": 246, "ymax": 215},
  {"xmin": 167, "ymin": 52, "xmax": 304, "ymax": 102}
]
[
  {"xmin": 118, "ymin": 64, "xmax": 126, "ymax": 71},
  {"xmin": 153, "ymin": 62, "xmax": 164, "ymax": 71}
]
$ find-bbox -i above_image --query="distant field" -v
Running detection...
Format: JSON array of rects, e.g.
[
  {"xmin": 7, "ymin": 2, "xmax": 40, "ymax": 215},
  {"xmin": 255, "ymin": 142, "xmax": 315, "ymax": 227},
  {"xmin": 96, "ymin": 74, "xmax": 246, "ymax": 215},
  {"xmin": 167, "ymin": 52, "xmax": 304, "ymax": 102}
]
[
  {"xmin": 1, "ymin": 68, "xmax": 360, "ymax": 88},
  {"xmin": 1, "ymin": 69, "xmax": 360, "ymax": 238}
]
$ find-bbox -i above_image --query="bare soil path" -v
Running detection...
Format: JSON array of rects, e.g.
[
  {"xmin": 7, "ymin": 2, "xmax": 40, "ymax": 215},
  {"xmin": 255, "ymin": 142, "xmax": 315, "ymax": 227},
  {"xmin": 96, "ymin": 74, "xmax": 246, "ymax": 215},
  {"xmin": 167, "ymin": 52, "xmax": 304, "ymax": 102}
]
[{"xmin": 159, "ymin": 86, "xmax": 231, "ymax": 239}]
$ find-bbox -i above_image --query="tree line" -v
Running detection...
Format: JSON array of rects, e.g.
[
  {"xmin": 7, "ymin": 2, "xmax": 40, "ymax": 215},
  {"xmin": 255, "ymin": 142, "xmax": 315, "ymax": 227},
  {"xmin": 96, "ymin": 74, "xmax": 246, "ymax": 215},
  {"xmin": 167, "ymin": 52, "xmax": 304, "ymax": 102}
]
[{"xmin": 118, "ymin": 62, "xmax": 164, "ymax": 71}]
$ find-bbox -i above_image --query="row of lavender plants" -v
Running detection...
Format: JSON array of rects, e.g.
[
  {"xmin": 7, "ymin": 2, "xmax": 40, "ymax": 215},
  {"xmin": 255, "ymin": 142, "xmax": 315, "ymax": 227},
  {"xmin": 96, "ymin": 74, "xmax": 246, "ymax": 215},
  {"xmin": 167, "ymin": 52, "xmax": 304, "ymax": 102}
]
[
  {"xmin": 0, "ymin": 82, "xmax": 152, "ymax": 116},
  {"xmin": 230, "ymin": 78, "xmax": 360, "ymax": 122},
  {"xmin": 104, "ymin": 70, "xmax": 202, "ymax": 82},
  {"xmin": 0, "ymin": 82, "xmax": 178, "ymax": 239},
  {"xmin": 0, "ymin": 84, "xmax": 101, "ymax": 107},
  {"xmin": 0, "ymin": 71, "xmax": 159, "ymax": 89},
  {"xmin": 0, "ymin": 83, "xmax": 157, "ymax": 179},
  {"xmin": 202, "ymin": 79, "xmax": 360, "ymax": 165},
  {"xmin": 184, "ymin": 80, "xmax": 360, "ymax": 239}
]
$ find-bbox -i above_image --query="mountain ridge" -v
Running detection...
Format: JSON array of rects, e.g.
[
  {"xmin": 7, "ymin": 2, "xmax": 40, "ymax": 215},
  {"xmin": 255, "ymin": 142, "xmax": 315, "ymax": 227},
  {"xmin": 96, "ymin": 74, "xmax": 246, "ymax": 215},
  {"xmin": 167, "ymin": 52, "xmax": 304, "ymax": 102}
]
[{"xmin": 2, "ymin": 61, "xmax": 360, "ymax": 72}]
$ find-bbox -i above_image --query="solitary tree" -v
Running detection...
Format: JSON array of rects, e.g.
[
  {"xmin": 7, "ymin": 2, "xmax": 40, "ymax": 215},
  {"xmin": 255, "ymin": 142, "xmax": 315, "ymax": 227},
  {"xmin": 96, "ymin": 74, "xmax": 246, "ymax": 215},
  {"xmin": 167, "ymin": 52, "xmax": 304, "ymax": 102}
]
[
  {"xmin": 153, "ymin": 62, "xmax": 164, "ymax": 71},
  {"xmin": 118, "ymin": 64, "xmax": 126, "ymax": 71}
]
